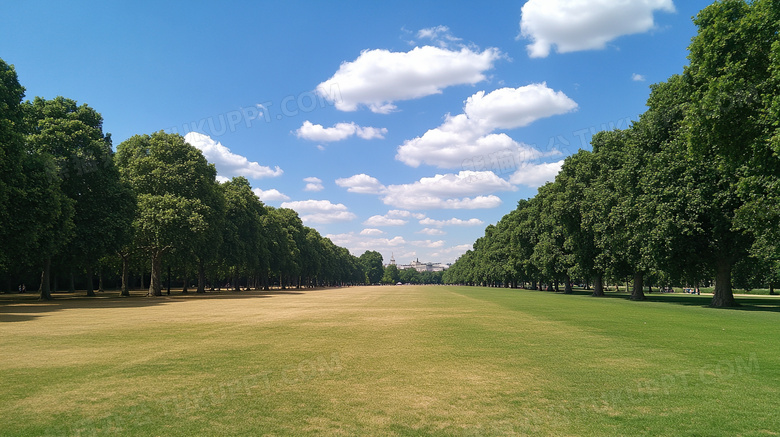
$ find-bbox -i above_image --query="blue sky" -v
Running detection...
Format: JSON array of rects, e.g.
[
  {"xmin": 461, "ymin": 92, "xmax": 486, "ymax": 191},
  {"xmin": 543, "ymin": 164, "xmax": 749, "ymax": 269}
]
[{"xmin": 2, "ymin": 0, "xmax": 713, "ymax": 264}]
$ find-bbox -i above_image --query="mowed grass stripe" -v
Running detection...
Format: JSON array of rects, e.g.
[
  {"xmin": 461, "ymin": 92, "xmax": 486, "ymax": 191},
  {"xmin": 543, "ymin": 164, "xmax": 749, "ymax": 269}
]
[{"xmin": 1, "ymin": 286, "xmax": 778, "ymax": 436}]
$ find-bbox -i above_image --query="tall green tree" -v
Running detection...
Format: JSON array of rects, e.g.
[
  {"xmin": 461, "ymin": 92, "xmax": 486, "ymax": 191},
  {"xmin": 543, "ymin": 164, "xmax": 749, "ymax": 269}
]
[
  {"xmin": 1, "ymin": 60, "xmax": 74, "ymax": 300},
  {"xmin": 24, "ymin": 97, "xmax": 135, "ymax": 296},
  {"xmin": 359, "ymin": 250, "xmax": 384, "ymax": 284},
  {"xmin": 115, "ymin": 131, "xmax": 218, "ymax": 296},
  {"xmin": 679, "ymin": 0, "xmax": 779, "ymax": 306}
]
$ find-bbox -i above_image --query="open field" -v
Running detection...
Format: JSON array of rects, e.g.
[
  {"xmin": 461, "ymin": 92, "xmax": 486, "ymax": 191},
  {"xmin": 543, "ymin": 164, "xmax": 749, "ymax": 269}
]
[{"xmin": 1, "ymin": 286, "xmax": 779, "ymax": 436}]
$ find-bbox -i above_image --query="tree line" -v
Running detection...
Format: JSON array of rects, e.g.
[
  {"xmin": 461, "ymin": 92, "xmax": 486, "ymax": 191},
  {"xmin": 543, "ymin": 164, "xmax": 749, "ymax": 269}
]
[
  {"xmin": 0, "ymin": 58, "xmax": 367, "ymax": 298},
  {"xmin": 357, "ymin": 250, "xmax": 444, "ymax": 285},
  {"xmin": 443, "ymin": 0, "xmax": 780, "ymax": 308}
]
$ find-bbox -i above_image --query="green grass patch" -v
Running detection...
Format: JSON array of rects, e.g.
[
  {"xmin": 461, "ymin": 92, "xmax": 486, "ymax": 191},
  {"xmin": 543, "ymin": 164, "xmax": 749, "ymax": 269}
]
[{"xmin": 1, "ymin": 286, "xmax": 778, "ymax": 436}]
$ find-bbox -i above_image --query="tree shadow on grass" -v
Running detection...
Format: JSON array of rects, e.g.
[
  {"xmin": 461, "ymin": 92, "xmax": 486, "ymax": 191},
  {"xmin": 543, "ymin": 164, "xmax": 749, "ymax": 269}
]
[
  {"xmin": 0, "ymin": 288, "xmax": 319, "ymax": 322},
  {"xmin": 596, "ymin": 291, "xmax": 780, "ymax": 313}
]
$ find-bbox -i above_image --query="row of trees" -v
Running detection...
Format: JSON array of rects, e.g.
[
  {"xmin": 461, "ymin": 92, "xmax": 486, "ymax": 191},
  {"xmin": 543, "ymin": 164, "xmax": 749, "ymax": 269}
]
[
  {"xmin": 0, "ymin": 57, "xmax": 366, "ymax": 299},
  {"xmin": 444, "ymin": 0, "xmax": 780, "ymax": 308},
  {"xmin": 357, "ymin": 251, "xmax": 444, "ymax": 285}
]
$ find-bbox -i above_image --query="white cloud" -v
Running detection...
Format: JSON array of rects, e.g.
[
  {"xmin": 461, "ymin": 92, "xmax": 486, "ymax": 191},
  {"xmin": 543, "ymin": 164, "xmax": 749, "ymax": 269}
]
[
  {"xmin": 430, "ymin": 243, "xmax": 473, "ymax": 261},
  {"xmin": 303, "ymin": 176, "xmax": 324, "ymax": 192},
  {"xmin": 519, "ymin": 0, "xmax": 675, "ymax": 58},
  {"xmin": 184, "ymin": 132, "xmax": 283, "ymax": 179},
  {"xmin": 360, "ymin": 228, "xmax": 385, "ymax": 236},
  {"xmin": 296, "ymin": 121, "xmax": 387, "ymax": 142},
  {"xmin": 396, "ymin": 84, "xmax": 577, "ymax": 168},
  {"xmin": 508, "ymin": 160, "xmax": 564, "ymax": 188},
  {"xmin": 364, "ymin": 215, "xmax": 408, "ymax": 227},
  {"xmin": 252, "ymin": 188, "xmax": 290, "ymax": 202},
  {"xmin": 419, "ymin": 217, "xmax": 484, "ymax": 227},
  {"xmin": 632, "ymin": 73, "xmax": 647, "ymax": 82},
  {"xmin": 335, "ymin": 174, "xmax": 387, "ymax": 194},
  {"xmin": 411, "ymin": 239, "xmax": 446, "ymax": 248},
  {"xmin": 338, "ymin": 171, "xmax": 511, "ymax": 210},
  {"xmin": 316, "ymin": 45, "xmax": 502, "ymax": 113},
  {"xmin": 382, "ymin": 171, "xmax": 513, "ymax": 210},
  {"xmin": 418, "ymin": 228, "xmax": 446, "ymax": 236},
  {"xmin": 387, "ymin": 210, "xmax": 426, "ymax": 220},
  {"xmin": 415, "ymin": 26, "xmax": 463, "ymax": 48},
  {"xmin": 280, "ymin": 199, "xmax": 357, "ymax": 224},
  {"xmin": 326, "ymin": 232, "xmax": 407, "ymax": 254}
]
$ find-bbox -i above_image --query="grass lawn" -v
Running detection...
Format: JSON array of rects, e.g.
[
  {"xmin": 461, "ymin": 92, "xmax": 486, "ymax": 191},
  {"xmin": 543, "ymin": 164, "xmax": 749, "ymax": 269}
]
[{"xmin": 1, "ymin": 286, "xmax": 778, "ymax": 436}]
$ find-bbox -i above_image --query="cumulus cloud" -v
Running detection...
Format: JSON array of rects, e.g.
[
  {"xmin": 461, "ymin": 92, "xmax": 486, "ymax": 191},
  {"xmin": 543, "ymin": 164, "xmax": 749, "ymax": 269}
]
[
  {"xmin": 335, "ymin": 174, "xmax": 387, "ymax": 194},
  {"xmin": 382, "ymin": 171, "xmax": 513, "ymax": 210},
  {"xmin": 184, "ymin": 132, "xmax": 283, "ymax": 179},
  {"xmin": 280, "ymin": 199, "xmax": 357, "ymax": 224},
  {"xmin": 364, "ymin": 215, "xmax": 408, "ymax": 227},
  {"xmin": 519, "ymin": 0, "xmax": 675, "ymax": 58},
  {"xmin": 396, "ymin": 84, "xmax": 577, "ymax": 168},
  {"xmin": 411, "ymin": 239, "xmax": 446, "ymax": 248},
  {"xmin": 508, "ymin": 160, "xmax": 564, "ymax": 188},
  {"xmin": 387, "ymin": 210, "xmax": 426, "ymax": 220},
  {"xmin": 360, "ymin": 228, "xmax": 385, "ymax": 236},
  {"xmin": 418, "ymin": 228, "xmax": 446, "ymax": 236},
  {"xmin": 419, "ymin": 217, "xmax": 484, "ymax": 227},
  {"xmin": 326, "ymin": 232, "xmax": 407, "ymax": 254},
  {"xmin": 316, "ymin": 45, "xmax": 502, "ymax": 113},
  {"xmin": 632, "ymin": 73, "xmax": 647, "ymax": 82},
  {"xmin": 252, "ymin": 188, "xmax": 290, "ymax": 202},
  {"xmin": 296, "ymin": 121, "xmax": 387, "ymax": 142},
  {"xmin": 337, "ymin": 171, "xmax": 511, "ymax": 210},
  {"xmin": 303, "ymin": 177, "xmax": 324, "ymax": 192},
  {"xmin": 430, "ymin": 243, "xmax": 473, "ymax": 261}
]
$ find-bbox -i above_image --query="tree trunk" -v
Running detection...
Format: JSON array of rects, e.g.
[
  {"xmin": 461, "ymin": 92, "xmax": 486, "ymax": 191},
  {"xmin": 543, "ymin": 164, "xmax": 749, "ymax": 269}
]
[
  {"xmin": 98, "ymin": 266, "xmax": 105, "ymax": 293},
  {"xmin": 630, "ymin": 271, "xmax": 645, "ymax": 301},
  {"xmin": 120, "ymin": 254, "xmax": 130, "ymax": 297},
  {"xmin": 86, "ymin": 265, "xmax": 96, "ymax": 297},
  {"xmin": 769, "ymin": 282, "xmax": 776, "ymax": 295},
  {"xmin": 182, "ymin": 268, "xmax": 189, "ymax": 294},
  {"xmin": 592, "ymin": 273, "xmax": 605, "ymax": 297},
  {"xmin": 69, "ymin": 270, "xmax": 76, "ymax": 293},
  {"xmin": 564, "ymin": 275, "xmax": 573, "ymax": 294},
  {"xmin": 40, "ymin": 257, "xmax": 52, "ymax": 300},
  {"xmin": 711, "ymin": 256, "xmax": 737, "ymax": 307},
  {"xmin": 148, "ymin": 252, "xmax": 162, "ymax": 296},
  {"xmin": 263, "ymin": 273, "xmax": 269, "ymax": 291},
  {"xmin": 197, "ymin": 260, "xmax": 206, "ymax": 293},
  {"xmin": 234, "ymin": 267, "xmax": 241, "ymax": 292},
  {"xmin": 166, "ymin": 265, "xmax": 171, "ymax": 295},
  {"xmin": 140, "ymin": 269, "xmax": 145, "ymax": 291}
]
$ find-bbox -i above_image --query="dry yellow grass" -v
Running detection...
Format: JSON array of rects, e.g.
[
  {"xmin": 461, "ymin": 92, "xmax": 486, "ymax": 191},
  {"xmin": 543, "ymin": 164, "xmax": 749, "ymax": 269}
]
[{"xmin": 1, "ymin": 286, "xmax": 778, "ymax": 436}]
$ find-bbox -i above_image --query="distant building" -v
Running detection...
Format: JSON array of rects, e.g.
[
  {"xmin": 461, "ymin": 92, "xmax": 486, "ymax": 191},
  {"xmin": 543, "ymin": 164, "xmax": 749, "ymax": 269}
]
[{"xmin": 393, "ymin": 258, "xmax": 450, "ymax": 272}]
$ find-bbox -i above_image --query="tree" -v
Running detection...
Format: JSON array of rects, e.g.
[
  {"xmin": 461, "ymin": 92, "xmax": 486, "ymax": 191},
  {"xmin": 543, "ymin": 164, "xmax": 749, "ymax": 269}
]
[
  {"xmin": 0, "ymin": 59, "xmax": 27, "ymax": 272},
  {"xmin": 682, "ymin": 0, "xmax": 779, "ymax": 307},
  {"xmin": 359, "ymin": 251, "xmax": 384, "ymax": 284},
  {"xmin": 557, "ymin": 150, "xmax": 604, "ymax": 296},
  {"xmin": 24, "ymin": 97, "xmax": 135, "ymax": 296},
  {"xmin": 1, "ymin": 60, "xmax": 74, "ymax": 300},
  {"xmin": 115, "ymin": 131, "xmax": 218, "ymax": 296},
  {"xmin": 382, "ymin": 264, "xmax": 400, "ymax": 284},
  {"xmin": 220, "ymin": 177, "xmax": 265, "ymax": 291}
]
